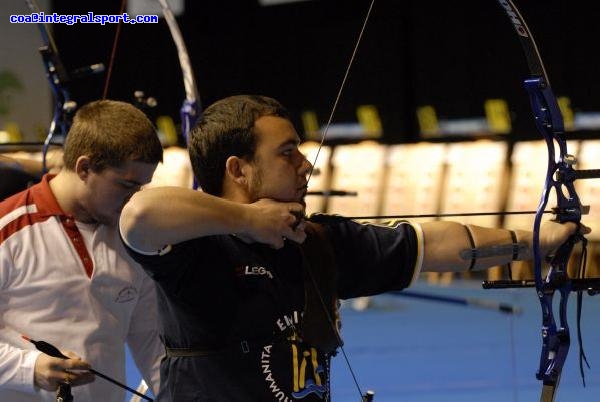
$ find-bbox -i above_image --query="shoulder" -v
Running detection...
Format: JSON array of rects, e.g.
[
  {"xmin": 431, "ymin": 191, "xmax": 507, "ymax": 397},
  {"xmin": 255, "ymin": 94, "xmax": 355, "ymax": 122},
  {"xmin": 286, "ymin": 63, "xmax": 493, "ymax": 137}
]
[{"xmin": 0, "ymin": 188, "xmax": 40, "ymax": 245}]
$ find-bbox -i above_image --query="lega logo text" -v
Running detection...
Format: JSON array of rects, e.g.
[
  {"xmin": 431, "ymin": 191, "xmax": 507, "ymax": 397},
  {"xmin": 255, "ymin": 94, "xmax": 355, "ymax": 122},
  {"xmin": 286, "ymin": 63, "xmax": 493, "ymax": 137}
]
[{"xmin": 243, "ymin": 265, "xmax": 273, "ymax": 279}]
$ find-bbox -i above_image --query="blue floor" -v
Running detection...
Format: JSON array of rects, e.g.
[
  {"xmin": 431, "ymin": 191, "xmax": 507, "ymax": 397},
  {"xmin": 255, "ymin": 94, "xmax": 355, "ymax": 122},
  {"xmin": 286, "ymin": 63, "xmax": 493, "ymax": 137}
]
[
  {"xmin": 125, "ymin": 280, "xmax": 600, "ymax": 401},
  {"xmin": 330, "ymin": 281, "xmax": 600, "ymax": 402}
]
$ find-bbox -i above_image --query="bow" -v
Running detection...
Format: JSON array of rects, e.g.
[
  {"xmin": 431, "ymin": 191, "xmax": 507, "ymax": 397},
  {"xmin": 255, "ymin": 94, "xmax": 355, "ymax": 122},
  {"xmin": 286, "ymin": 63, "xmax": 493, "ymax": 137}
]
[
  {"xmin": 156, "ymin": 0, "xmax": 202, "ymax": 190},
  {"xmin": 483, "ymin": 1, "xmax": 600, "ymax": 400},
  {"xmin": 102, "ymin": 0, "xmax": 200, "ymax": 147},
  {"xmin": 104, "ymin": 0, "xmax": 200, "ymax": 187},
  {"xmin": 305, "ymin": 0, "xmax": 600, "ymax": 400},
  {"xmin": 156, "ymin": 0, "xmax": 201, "ymax": 147}
]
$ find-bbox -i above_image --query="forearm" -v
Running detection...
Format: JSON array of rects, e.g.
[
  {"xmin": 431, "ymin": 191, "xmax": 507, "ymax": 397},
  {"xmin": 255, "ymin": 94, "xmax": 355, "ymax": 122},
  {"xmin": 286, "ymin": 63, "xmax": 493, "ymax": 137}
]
[
  {"xmin": 120, "ymin": 187, "xmax": 257, "ymax": 252},
  {"xmin": 0, "ymin": 154, "xmax": 42, "ymax": 176},
  {"xmin": 420, "ymin": 221, "xmax": 533, "ymax": 273}
]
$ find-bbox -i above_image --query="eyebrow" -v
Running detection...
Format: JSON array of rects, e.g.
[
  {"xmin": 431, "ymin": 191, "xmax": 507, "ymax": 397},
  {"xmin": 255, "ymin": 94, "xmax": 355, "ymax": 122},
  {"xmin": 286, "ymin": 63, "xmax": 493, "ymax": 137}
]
[{"xmin": 277, "ymin": 139, "xmax": 300, "ymax": 150}]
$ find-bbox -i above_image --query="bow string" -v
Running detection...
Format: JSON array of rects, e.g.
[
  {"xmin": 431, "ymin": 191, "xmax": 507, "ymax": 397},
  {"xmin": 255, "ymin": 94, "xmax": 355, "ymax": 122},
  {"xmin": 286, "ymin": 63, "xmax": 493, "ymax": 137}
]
[{"xmin": 303, "ymin": 0, "xmax": 377, "ymax": 400}]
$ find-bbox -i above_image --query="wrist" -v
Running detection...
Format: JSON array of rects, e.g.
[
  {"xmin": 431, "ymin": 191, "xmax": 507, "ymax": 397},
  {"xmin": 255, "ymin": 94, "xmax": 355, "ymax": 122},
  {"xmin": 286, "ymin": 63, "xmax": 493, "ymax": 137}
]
[
  {"xmin": 235, "ymin": 203, "xmax": 257, "ymax": 238},
  {"xmin": 20, "ymin": 349, "xmax": 42, "ymax": 393},
  {"xmin": 513, "ymin": 230, "xmax": 532, "ymax": 260}
]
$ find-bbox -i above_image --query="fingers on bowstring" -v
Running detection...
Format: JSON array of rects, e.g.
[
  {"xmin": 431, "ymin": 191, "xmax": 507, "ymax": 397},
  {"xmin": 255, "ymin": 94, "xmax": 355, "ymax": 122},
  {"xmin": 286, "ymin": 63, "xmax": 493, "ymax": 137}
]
[
  {"xmin": 287, "ymin": 202, "xmax": 305, "ymax": 218},
  {"xmin": 287, "ymin": 211, "xmax": 307, "ymax": 244},
  {"xmin": 270, "ymin": 224, "xmax": 305, "ymax": 249}
]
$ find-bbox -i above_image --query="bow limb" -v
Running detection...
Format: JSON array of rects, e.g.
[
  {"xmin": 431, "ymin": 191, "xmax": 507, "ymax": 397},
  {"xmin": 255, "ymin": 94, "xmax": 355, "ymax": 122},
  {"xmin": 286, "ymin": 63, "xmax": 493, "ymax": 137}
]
[
  {"xmin": 102, "ymin": 0, "xmax": 200, "ymax": 146},
  {"xmin": 157, "ymin": 0, "xmax": 201, "ymax": 147},
  {"xmin": 101, "ymin": 0, "xmax": 200, "ymax": 186}
]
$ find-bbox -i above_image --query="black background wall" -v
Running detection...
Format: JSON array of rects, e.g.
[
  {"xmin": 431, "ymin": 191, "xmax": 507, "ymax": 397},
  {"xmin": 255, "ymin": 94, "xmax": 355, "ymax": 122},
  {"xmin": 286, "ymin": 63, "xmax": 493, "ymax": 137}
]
[{"xmin": 51, "ymin": 0, "xmax": 600, "ymax": 143}]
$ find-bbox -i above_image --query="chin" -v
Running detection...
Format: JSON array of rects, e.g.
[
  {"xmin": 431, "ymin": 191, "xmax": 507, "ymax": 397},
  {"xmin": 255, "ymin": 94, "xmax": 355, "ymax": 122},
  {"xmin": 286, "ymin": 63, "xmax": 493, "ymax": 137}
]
[{"xmin": 288, "ymin": 196, "xmax": 305, "ymax": 205}]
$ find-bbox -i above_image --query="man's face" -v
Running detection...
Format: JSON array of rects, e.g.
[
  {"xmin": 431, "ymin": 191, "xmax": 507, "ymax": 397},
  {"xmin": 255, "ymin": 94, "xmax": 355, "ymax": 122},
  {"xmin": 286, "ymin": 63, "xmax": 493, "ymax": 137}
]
[
  {"xmin": 81, "ymin": 160, "xmax": 157, "ymax": 226},
  {"xmin": 246, "ymin": 116, "xmax": 312, "ymax": 204}
]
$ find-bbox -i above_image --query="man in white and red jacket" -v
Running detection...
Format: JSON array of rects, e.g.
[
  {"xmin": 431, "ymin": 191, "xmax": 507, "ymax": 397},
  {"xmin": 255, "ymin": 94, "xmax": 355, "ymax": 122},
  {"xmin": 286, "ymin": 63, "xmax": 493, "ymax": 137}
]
[{"xmin": 0, "ymin": 100, "xmax": 164, "ymax": 401}]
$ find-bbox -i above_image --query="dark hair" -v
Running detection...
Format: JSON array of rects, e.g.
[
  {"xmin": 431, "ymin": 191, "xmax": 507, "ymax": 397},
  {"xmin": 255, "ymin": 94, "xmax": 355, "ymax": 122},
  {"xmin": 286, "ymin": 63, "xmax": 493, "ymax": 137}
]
[
  {"xmin": 62, "ymin": 100, "xmax": 163, "ymax": 171},
  {"xmin": 189, "ymin": 95, "xmax": 289, "ymax": 195}
]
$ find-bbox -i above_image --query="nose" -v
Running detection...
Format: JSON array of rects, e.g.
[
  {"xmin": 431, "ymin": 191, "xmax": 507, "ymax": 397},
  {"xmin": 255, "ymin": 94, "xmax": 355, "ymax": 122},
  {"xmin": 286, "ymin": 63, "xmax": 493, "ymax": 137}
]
[{"xmin": 299, "ymin": 154, "xmax": 313, "ymax": 177}]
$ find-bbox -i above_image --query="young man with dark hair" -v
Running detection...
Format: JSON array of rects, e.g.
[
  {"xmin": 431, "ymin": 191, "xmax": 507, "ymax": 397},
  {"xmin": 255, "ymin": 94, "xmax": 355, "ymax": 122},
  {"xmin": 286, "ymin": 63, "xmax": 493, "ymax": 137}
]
[{"xmin": 120, "ymin": 95, "xmax": 581, "ymax": 402}]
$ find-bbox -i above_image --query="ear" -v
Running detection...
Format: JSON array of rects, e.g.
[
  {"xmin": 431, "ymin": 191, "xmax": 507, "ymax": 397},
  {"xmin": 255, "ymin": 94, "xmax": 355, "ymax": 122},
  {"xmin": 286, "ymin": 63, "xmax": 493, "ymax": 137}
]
[
  {"xmin": 74, "ymin": 156, "xmax": 92, "ymax": 181},
  {"xmin": 225, "ymin": 156, "xmax": 249, "ymax": 186}
]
